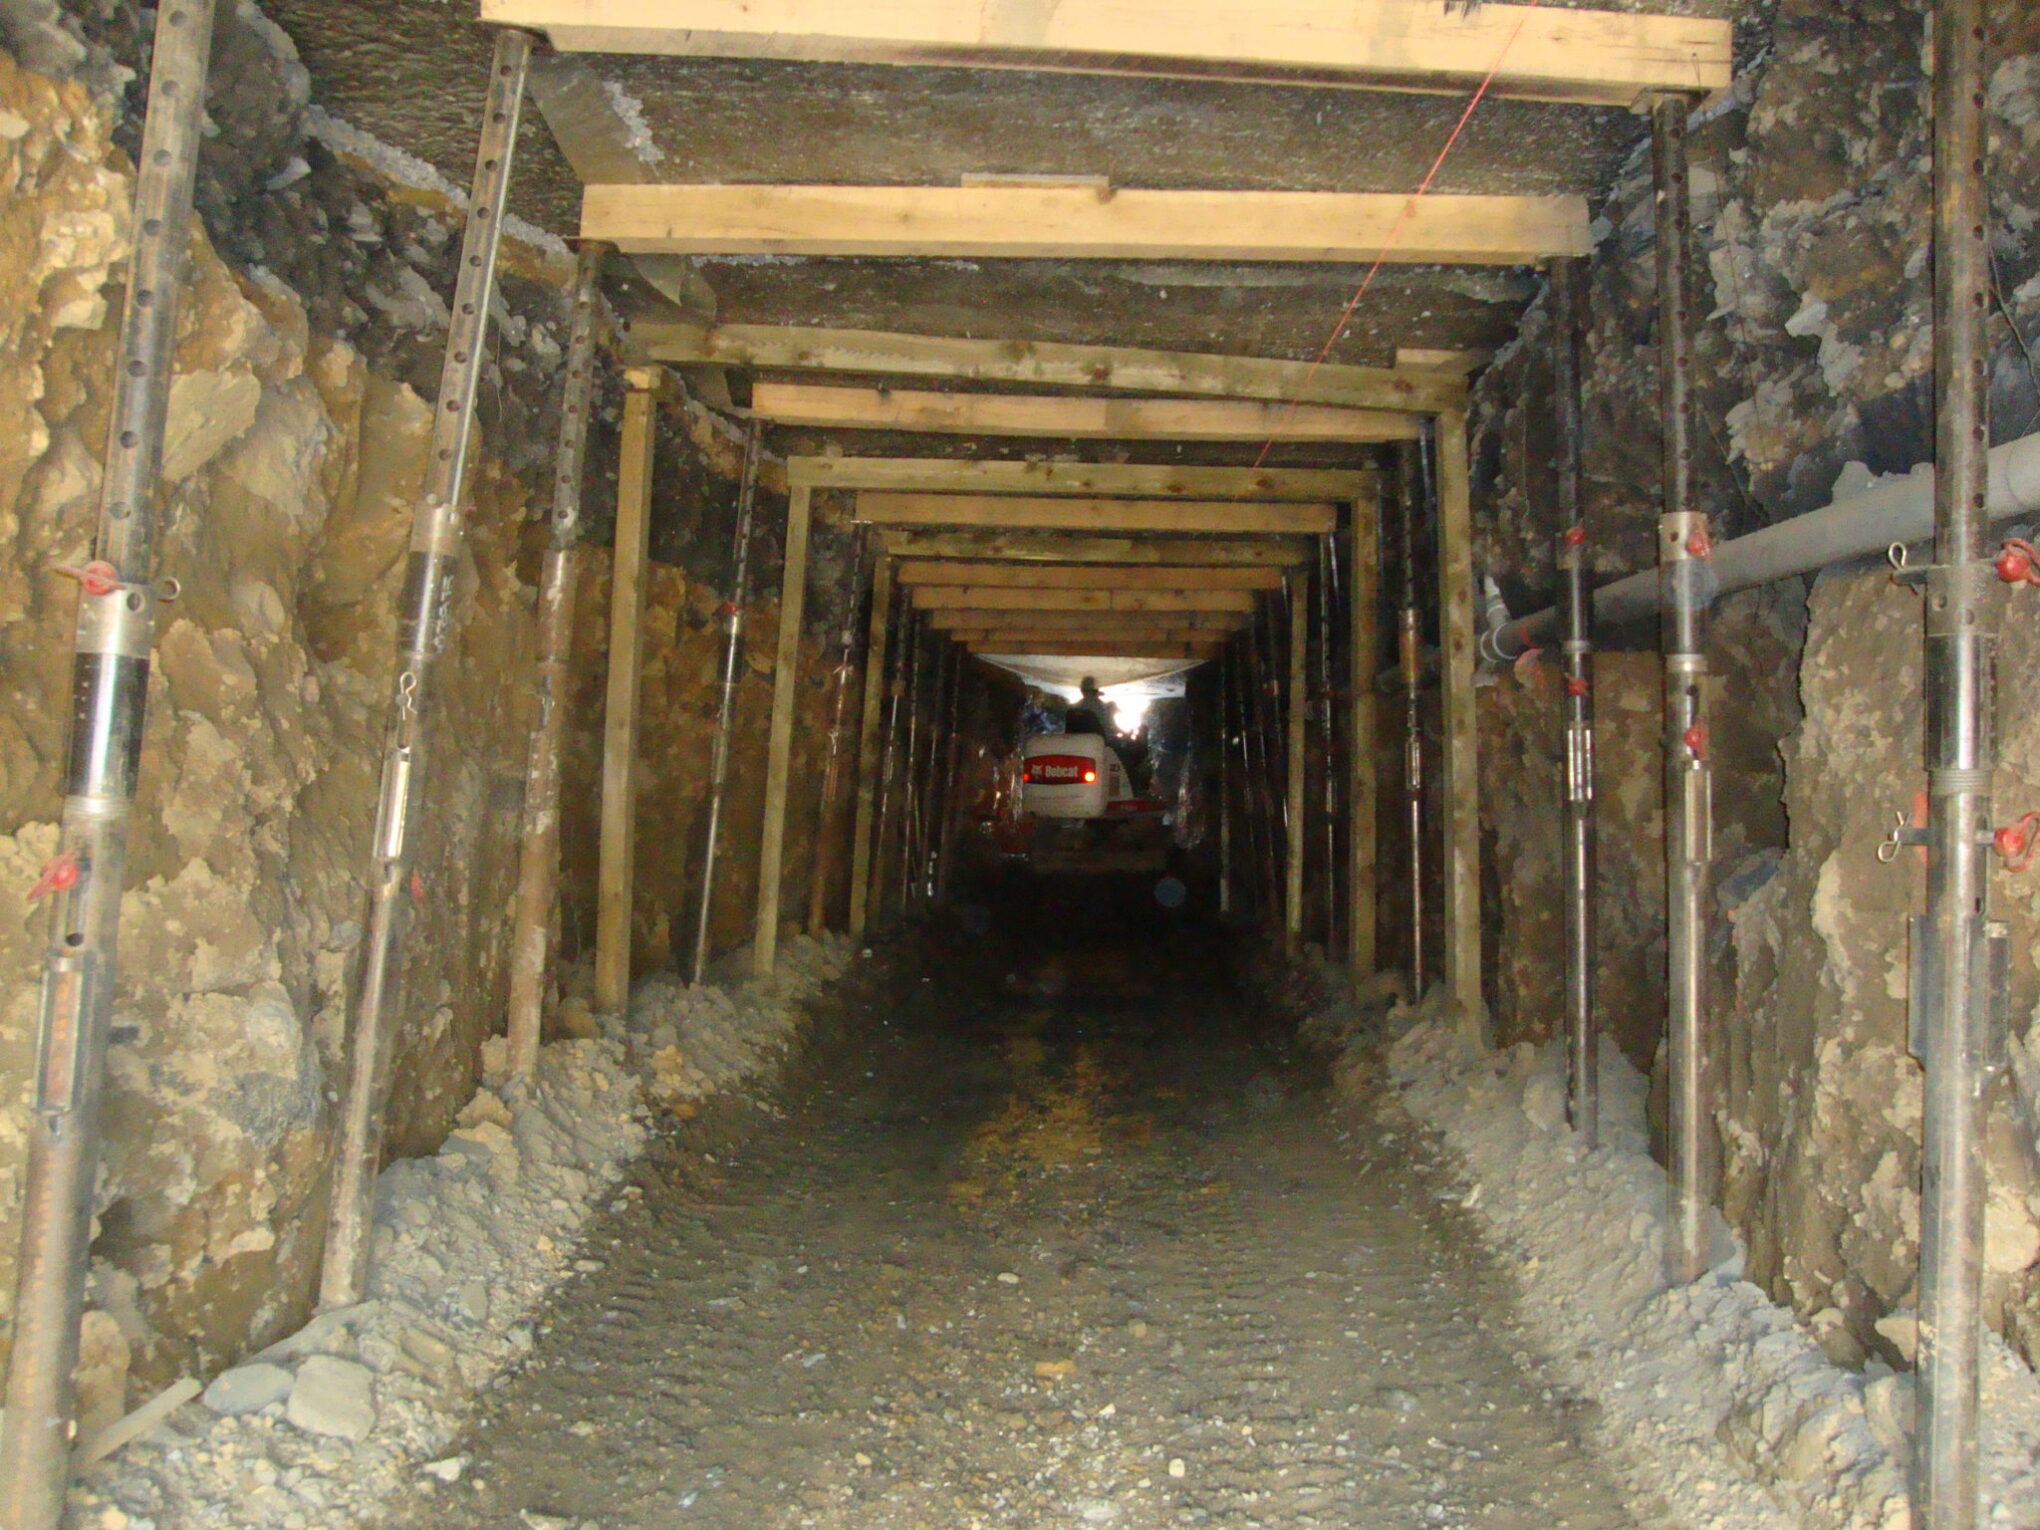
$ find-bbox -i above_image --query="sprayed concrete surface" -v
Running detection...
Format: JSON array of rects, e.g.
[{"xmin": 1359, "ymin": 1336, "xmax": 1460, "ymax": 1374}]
[{"xmin": 368, "ymin": 915, "xmax": 1644, "ymax": 1530}]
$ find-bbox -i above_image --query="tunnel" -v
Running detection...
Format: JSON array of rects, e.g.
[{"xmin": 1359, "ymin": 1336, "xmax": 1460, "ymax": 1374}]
[{"xmin": 3, "ymin": 1, "xmax": 2040, "ymax": 1527}]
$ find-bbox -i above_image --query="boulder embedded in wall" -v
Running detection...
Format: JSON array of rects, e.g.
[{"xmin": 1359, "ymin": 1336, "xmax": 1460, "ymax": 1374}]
[{"xmin": 161, "ymin": 368, "xmax": 262, "ymax": 482}]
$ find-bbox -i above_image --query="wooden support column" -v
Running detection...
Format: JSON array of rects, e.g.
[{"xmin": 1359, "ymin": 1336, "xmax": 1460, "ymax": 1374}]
[
  {"xmin": 1435, "ymin": 410, "xmax": 1484, "ymax": 1036},
  {"xmin": 847, "ymin": 559, "xmax": 894, "ymax": 938},
  {"xmin": 1348, "ymin": 491, "xmax": 1381, "ymax": 979},
  {"xmin": 594, "ymin": 370, "xmax": 658, "ymax": 1015},
  {"xmin": 752, "ymin": 483, "xmax": 814, "ymax": 975},
  {"xmin": 1284, "ymin": 570, "xmax": 1311, "ymax": 954}
]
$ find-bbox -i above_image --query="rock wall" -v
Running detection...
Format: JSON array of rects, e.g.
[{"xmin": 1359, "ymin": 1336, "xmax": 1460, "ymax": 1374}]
[
  {"xmin": 0, "ymin": 28, "xmax": 580, "ymax": 1409},
  {"xmin": 1463, "ymin": 0, "xmax": 2040, "ymax": 1362}
]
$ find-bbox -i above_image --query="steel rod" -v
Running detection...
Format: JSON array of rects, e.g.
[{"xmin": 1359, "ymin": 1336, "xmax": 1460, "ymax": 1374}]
[
  {"xmin": 927, "ymin": 640, "xmax": 961, "ymax": 900},
  {"xmin": 1553, "ymin": 256, "xmax": 1599, "ymax": 1148},
  {"xmin": 847, "ymin": 559, "xmax": 896, "ymax": 938},
  {"xmin": 935, "ymin": 644, "xmax": 970, "ymax": 901},
  {"xmin": 808, "ymin": 543, "xmax": 867, "ymax": 934},
  {"xmin": 0, "ymin": 5, "xmax": 216, "ymax": 1522},
  {"xmin": 690, "ymin": 420, "xmax": 765, "ymax": 983},
  {"xmin": 896, "ymin": 613, "xmax": 927, "ymax": 913},
  {"xmin": 319, "ymin": 29, "xmax": 531, "ymax": 1312},
  {"xmin": 1654, "ymin": 91, "xmax": 1714, "ymax": 1286},
  {"xmin": 1916, "ymin": 0, "xmax": 1997, "ymax": 1521},
  {"xmin": 871, "ymin": 606, "xmax": 912, "ymax": 925},
  {"xmin": 1400, "ymin": 442, "xmax": 1427, "ymax": 991},
  {"xmin": 1218, "ymin": 649, "xmax": 1233, "ymax": 916},
  {"xmin": 1284, "ymin": 568, "xmax": 1311, "ymax": 954},
  {"xmin": 506, "ymin": 243, "xmax": 604, "ymax": 1084},
  {"xmin": 1318, "ymin": 533, "xmax": 1341, "ymax": 952}
]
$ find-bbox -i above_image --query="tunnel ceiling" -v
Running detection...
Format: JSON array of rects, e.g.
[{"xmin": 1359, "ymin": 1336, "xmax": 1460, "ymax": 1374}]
[
  {"xmin": 258, "ymin": 0, "xmax": 1760, "ymax": 669},
  {"xmin": 261, "ymin": 0, "xmax": 1761, "ymax": 372}
]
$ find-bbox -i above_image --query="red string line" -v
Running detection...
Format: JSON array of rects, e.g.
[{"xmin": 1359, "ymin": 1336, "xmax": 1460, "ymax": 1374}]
[{"xmin": 1253, "ymin": 0, "xmax": 1547, "ymax": 469}]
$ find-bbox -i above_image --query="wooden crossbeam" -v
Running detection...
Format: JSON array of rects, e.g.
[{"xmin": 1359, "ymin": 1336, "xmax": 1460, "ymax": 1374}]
[
  {"xmin": 584, "ymin": 184, "xmax": 1591, "ymax": 266},
  {"xmin": 897, "ymin": 560, "xmax": 1281, "ymax": 591},
  {"xmin": 880, "ymin": 530, "xmax": 1314, "ymax": 566},
  {"xmin": 801, "ymin": 458, "xmax": 1368, "ymax": 499},
  {"xmin": 972, "ymin": 641, "xmax": 1221, "ymax": 660},
  {"xmin": 749, "ymin": 382, "xmax": 1422, "ymax": 441},
  {"xmin": 930, "ymin": 609, "xmax": 1248, "ymax": 632},
  {"xmin": 909, "ymin": 586, "xmax": 1255, "ymax": 613},
  {"xmin": 859, "ymin": 494, "xmax": 1337, "ymax": 534},
  {"xmin": 483, "ymin": 0, "xmax": 1731, "ymax": 109},
  {"xmin": 950, "ymin": 627, "xmax": 1234, "ymax": 645},
  {"xmin": 631, "ymin": 322, "xmax": 1462, "ymax": 413}
]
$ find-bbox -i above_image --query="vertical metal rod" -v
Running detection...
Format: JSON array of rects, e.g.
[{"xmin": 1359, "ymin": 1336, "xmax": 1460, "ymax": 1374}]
[
  {"xmin": 896, "ymin": 614, "xmax": 927, "ymax": 914},
  {"xmin": 808, "ymin": 541, "xmax": 867, "ymax": 935},
  {"xmin": 1217, "ymin": 650, "xmax": 1234, "ymax": 917},
  {"xmin": 871, "ymin": 607, "xmax": 912, "ymax": 925},
  {"xmin": 1553, "ymin": 256, "xmax": 1599, "ymax": 1148},
  {"xmin": 1654, "ymin": 91, "xmax": 1714, "ymax": 1287},
  {"xmin": 1229, "ymin": 636, "xmax": 1264, "ymax": 917},
  {"xmin": 690, "ymin": 421, "xmax": 765, "ymax": 984},
  {"xmin": 506, "ymin": 246, "xmax": 604, "ymax": 1083},
  {"xmin": 847, "ymin": 559, "xmax": 895, "ymax": 939},
  {"xmin": 1317, "ymin": 534, "xmax": 1342, "ymax": 952},
  {"xmin": 1401, "ymin": 444, "xmax": 1427, "ymax": 991},
  {"xmin": 1348, "ymin": 484, "xmax": 1382, "ymax": 980},
  {"xmin": 1284, "ymin": 568, "xmax": 1312, "ymax": 955},
  {"xmin": 0, "ymin": 6, "xmax": 216, "ymax": 1522},
  {"xmin": 927, "ymin": 641, "xmax": 961, "ymax": 900},
  {"xmin": 1917, "ymin": 0, "xmax": 1997, "ymax": 1521},
  {"xmin": 319, "ymin": 29, "xmax": 531, "ymax": 1312},
  {"xmin": 1241, "ymin": 622, "xmax": 1279, "ymax": 918},
  {"xmin": 935, "ymin": 646, "xmax": 970, "ymax": 901}
]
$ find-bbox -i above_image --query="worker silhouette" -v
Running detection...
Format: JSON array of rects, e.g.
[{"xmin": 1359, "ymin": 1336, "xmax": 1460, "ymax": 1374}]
[{"xmin": 1063, "ymin": 677, "xmax": 1147, "ymax": 790}]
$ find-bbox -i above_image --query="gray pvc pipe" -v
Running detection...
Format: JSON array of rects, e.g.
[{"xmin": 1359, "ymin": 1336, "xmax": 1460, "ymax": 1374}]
[{"xmin": 1479, "ymin": 430, "xmax": 2040, "ymax": 663}]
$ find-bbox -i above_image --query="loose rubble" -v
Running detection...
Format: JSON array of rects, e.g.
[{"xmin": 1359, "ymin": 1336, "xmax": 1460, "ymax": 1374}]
[
  {"xmin": 1314, "ymin": 990, "xmax": 2040, "ymax": 1530},
  {"xmin": 69, "ymin": 934, "xmax": 857, "ymax": 1530}
]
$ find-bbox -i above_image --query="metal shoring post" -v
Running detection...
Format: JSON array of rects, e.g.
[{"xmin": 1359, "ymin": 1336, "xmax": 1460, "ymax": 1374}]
[
  {"xmin": 911, "ymin": 638, "xmax": 947, "ymax": 907},
  {"xmin": 1217, "ymin": 648, "xmax": 1234, "ymax": 917},
  {"xmin": 1554, "ymin": 256, "xmax": 1600, "ymax": 1148},
  {"xmin": 506, "ymin": 243, "xmax": 604, "ymax": 1085},
  {"xmin": 1916, "ymin": 0, "xmax": 1999, "ymax": 1521},
  {"xmin": 1400, "ymin": 443, "xmax": 1428, "ymax": 993},
  {"xmin": 690, "ymin": 420, "xmax": 765, "ymax": 984},
  {"xmin": 872, "ymin": 607, "xmax": 912, "ymax": 925},
  {"xmin": 320, "ymin": 29, "xmax": 532, "ymax": 1311},
  {"xmin": 1283, "ymin": 566, "xmax": 1311, "ymax": 955},
  {"xmin": 0, "ymin": 6, "xmax": 216, "ymax": 1522},
  {"xmin": 930, "ymin": 640, "xmax": 964, "ymax": 901},
  {"xmin": 1245, "ymin": 614, "xmax": 1282, "ymax": 919},
  {"xmin": 808, "ymin": 540, "xmax": 868, "ymax": 935},
  {"xmin": 1653, "ymin": 90, "xmax": 1715, "ymax": 1288},
  {"xmin": 896, "ymin": 613, "xmax": 928, "ymax": 915},
  {"xmin": 1318, "ymin": 534, "xmax": 1342, "ymax": 952}
]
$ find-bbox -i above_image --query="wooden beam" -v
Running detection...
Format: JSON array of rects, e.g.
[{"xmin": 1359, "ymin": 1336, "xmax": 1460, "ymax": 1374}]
[
  {"xmin": 585, "ymin": 183, "xmax": 1590, "ymax": 266},
  {"xmin": 1349, "ymin": 492, "xmax": 1380, "ymax": 980},
  {"xmin": 1284, "ymin": 568, "xmax": 1310, "ymax": 955},
  {"xmin": 880, "ymin": 530, "xmax": 1313, "ymax": 566},
  {"xmin": 1436, "ymin": 408, "xmax": 1483, "ymax": 1036},
  {"xmin": 485, "ymin": 0, "xmax": 1731, "ymax": 109},
  {"xmin": 752, "ymin": 484, "xmax": 814, "ymax": 975},
  {"xmin": 927, "ymin": 608, "xmax": 1247, "ymax": 632},
  {"xmin": 846, "ymin": 558, "xmax": 893, "ymax": 941},
  {"xmin": 959, "ymin": 628, "xmax": 1234, "ymax": 646},
  {"xmin": 1396, "ymin": 346, "xmax": 1489, "ymax": 376},
  {"xmin": 897, "ymin": 560, "xmax": 1281, "ymax": 591},
  {"xmin": 858, "ymin": 493, "xmax": 1339, "ymax": 535},
  {"xmin": 630, "ymin": 322, "xmax": 1464, "ymax": 413},
  {"xmin": 595, "ymin": 376, "xmax": 657, "ymax": 1014},
  {"xmin": 971, "ymin": 640, "xmax": 1221, "ymax": 660},
  {"xmin": 749, "ymin": 382, "xmax": 1421, "ymax": 441},
  {"xmin": 909, "ymin": 586, "xmax": 1255, "ymax": 613},
  {"xmin": 802, "ymin": 457, "xmax": 1369, "ymax": 499}
]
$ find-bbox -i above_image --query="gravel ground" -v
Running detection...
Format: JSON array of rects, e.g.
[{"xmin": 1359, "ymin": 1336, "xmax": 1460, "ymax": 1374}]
[{"xmin": 378, "ymin": 918, "xmax": 1647, "ymax": 1530}]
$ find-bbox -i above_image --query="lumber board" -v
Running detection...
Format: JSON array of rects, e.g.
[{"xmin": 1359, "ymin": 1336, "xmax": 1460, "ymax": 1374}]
[
  {"xmin": 1349, "ymin": 491, "xmax": 1380, "ymax": 980},
  {"xmin": 629, "ymin": 322, "xmax": 1464, "ymax": 413},
  {"xmin": 484, "ymin": 0, "xmax": 1730, "ymax": 109},
  {"xmin": 908, "ymin": 586, "xmax": 1255, "ymax": 613},
  {"xmin": 1285, "ymin": 566, "xmax": 1311, "ymax": 953},
  {"xmin": 1436, "ymin": 408, "xmax": 1483, "ymax": 1034},
  {"xmin": 857, "ymin": 494, "xmax": 1339, "ymax": 535},
  {"xmin": 583, "ymin": 183, "xmax": 1591, "ymax": 266},
  {"xmin": 801, "ymin": 457, "xmax": 1369, "ymax": 498},
  {"xmin": 927, "ymin": 608, "xmax": 1247, "ymax": 631},
  {"xmin": 971, "ymin": 640, "xmax": 1221, "ymax": 659},
  {"xmin": 896, "ymin": 560, "xmax": 1281, "ymax": 591},
  {"xmin": 847, "ymin": 558, "xmax": 893, "ymax": 940},
  {"xmin": 753, "ymin": 485, "xmax": 814, "ymax": 974},
  {"xmin": 749, "ymin": 382, "xmax": 1421, "ymax": 441},
  {"xmin": 595, "ymin": 380, "xmax": 656, "ymax": 1014},
  {"xmin": 880, "ymin": 530, "xmax": 1313, "ymax": 566}
]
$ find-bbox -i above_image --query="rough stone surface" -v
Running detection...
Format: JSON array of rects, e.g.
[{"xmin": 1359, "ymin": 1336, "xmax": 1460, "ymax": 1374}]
[
  {"xmin": 284, "ymin": 1355, "xmax": 376, "ymax": 1441},
  {"xmin": 201, "ymin": 1361, "xmax": 294, "ymax": 1417}
]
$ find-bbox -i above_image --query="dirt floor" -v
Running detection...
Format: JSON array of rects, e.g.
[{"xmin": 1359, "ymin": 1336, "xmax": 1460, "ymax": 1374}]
[{"xmin": 379, "ymin": 895, "xmax": 1646, "ymax": 1530}]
